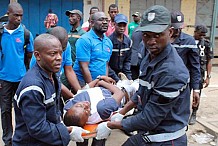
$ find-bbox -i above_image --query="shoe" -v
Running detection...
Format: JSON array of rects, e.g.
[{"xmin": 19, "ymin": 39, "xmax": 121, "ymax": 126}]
[{"xmin": 189, "ymin": 111, "xmax": 197, "ymax": 125}]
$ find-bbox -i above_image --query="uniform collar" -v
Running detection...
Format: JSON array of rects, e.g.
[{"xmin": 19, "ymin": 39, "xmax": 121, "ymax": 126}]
[
  {"xmin": 35, "ymin": 63, "xmax": 53, "ymax": 80},
  {"xmin": 111, "ymin": 32, "xmax": 129, "ymax": 45}
]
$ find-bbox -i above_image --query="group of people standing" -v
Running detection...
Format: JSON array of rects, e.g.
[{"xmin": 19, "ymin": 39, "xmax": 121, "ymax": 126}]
[{"xmin": 0, "ymin": 1, "xmax": 213, "ymax": 146}]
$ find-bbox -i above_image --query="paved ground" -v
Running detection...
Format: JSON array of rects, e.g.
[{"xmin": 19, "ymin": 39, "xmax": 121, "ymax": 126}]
[{"xmin": 0, "ymin": 67, "xmax": 218, "ymax": 146}]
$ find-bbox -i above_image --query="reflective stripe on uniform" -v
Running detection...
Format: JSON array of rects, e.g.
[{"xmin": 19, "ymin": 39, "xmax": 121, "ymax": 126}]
[
  {"xmin": 44, "ymin": 93, "xmax": 56, "ymax": 104},
  {"xmin": 172, "ymin": 44, "xmax": 197, "ymax": 49},
  {"xmin": 112, "ymin": 48, "xmax": 130, "ymax": 52},
  {"xmin": 14, "ymin": 85, "xmax": 44, "ymax": 108},
  {"xmin": 142, "ymin": 126, "xmax": 187, "ymax": 143},
  {"xmin": 139, "ymin": 79, "xmax": 153, "ymax": 89}
]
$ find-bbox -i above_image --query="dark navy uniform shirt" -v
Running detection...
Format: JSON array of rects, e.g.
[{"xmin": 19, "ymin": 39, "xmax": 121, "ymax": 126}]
[
  {"xmin": 172, "ymin": 32, "xmax": 201, "ymax": 90},
  {"xmin": 121, "ymin": 43, "xmax": 190, "ymax": 134},
  {"xmin": 108, "ymin": 32, "xmax": 132, "ymax": 81},
  {"xmin": 13, "ymin": 63, "xmax": 70, "ymax": 146}
]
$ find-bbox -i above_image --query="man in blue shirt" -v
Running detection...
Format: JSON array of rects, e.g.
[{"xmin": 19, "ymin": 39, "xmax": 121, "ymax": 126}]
[
  {"xmin": 13, "ymin": 33, "xmax": 88, "ymax": 146},
  {"xmin": 0, "ymin": 2, "xmax": 34, "ymax": 146},
  {"xmin": 73, "ymin": 12, "xmax": 113, "ymax": 87},
  {"xmin": 95, "ymin": 5, "xmax": 190, "ymax": 146}
]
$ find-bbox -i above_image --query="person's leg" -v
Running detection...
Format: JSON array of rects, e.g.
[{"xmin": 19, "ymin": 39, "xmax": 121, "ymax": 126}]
[
  {"xmin": 76, "ymin": 139, "xmax": 89, "ymax": 146},
  {"xmin": 91, "ymin": 138, "xmax": 106, "ymax": 146},
  {"xmin": 0, "ymin": 80, "xmax": 19, "ymax": 146},
  {"xmin": 189, "ymin": 70, "xmax": 204, "ymax": 125}
]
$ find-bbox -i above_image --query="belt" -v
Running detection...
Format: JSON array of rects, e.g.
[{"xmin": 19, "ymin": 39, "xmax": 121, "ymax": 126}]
[{"xmin": 142, "ymin": 127, "xmax": 187, "ymax": 143}]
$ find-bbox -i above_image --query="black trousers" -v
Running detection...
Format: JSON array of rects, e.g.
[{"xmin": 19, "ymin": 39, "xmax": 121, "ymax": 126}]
[
  {"xmin": 76, "ymin": 138, "xmax": 106, "ymax": 146},
  {"xmin": 0, "ymin": 80, "xmax": 19, "ymax": 146}
]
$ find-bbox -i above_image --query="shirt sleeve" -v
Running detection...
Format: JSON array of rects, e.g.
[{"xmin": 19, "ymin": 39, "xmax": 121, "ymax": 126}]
[
  {"xmin": 26, "ymin": 32, "xmax": 34, "ymax": 53},
  {"xmin": 122, "ymin": 74, "xmax": 189, "ymax": 132},
  {"xmin": 17, "ymin": 88, "xmax": 70, "ymax": 146},
  {"xmin": 75, "ymin": 37, "xmax": 91, "ymax": 62},
  {"xmin": 63, "ymin": 42, "xmax": 73, "ymax": 66}
]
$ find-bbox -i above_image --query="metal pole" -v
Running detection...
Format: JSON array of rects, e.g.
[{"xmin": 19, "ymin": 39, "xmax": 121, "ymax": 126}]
[{"xmin": 210, "ymin": 0, "xmax": 218, "ymax": 51}]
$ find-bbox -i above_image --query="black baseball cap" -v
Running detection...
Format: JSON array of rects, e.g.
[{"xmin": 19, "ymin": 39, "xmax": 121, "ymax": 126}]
[
  {"xmin": 171, "ymin": 10, "xmax": 184, "ymax": 29},
  {"xmin": 136, "ymin": 5, "xmax": 171, "ymax": 33}
]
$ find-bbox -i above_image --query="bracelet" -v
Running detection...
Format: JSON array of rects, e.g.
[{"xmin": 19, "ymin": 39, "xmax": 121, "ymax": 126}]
[{"xmin": 207, "ymin": 74, "xmax": 211, "ymax": 79}]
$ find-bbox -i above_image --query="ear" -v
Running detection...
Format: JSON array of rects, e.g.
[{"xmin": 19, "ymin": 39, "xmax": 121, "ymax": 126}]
[
  {"xmin": 34, "ymin": 51, "xmax": 40, "ymax": 61},
  {"xmin": 168, "ymin": 27, "xmax": 174, "ymax": 38}
]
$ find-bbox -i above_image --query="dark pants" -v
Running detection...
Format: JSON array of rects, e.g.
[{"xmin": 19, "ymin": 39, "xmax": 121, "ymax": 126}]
[
  {"xmin": 131, "ymin": 65, "xmax": 140, "ymax": 80},
  {"xmin": 0, "ymin": 80, "xmax": 19, "ymax": 146},
  {"xmin": 76, "ymin": 138, "xmax": 106, "ymax": 146},
  {"xmin": 122, "ymin": 132, "xmax": 187, "ymax": 146}
]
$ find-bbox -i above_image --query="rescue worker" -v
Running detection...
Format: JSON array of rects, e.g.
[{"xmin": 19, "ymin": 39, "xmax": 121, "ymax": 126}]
[
  {"xmin": 189, "ymin": 24, "xmax": 213, "ymax": 124},
  {"xmin": 95, "ymin": 5, "xmax": 190, "ymax": 146},
  {"xmin": 108, "ymin": 14, "xmax": 132, "ymax": 82},
  {"xmin": 170, "ymin": 10, "xmax": 201, "ymax": 125}
]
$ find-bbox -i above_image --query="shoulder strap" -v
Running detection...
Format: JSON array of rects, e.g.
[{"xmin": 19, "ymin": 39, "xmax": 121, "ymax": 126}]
[
  {"xmin": 23, "ymin": 26, "xmax": 30, "ymax": 50},
  {"xmin": 0, "ymin": 23, "xmax": 4, "ymax": 51}
]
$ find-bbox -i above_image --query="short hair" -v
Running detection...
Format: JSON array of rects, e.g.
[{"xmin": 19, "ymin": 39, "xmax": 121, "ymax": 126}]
[
  {"xmin": 90, "ymin": 6, "xmax": 99, "ymax": 13},
  {"xmin": 8, "ymin": 2, "xmax": 23, "ymax": 12},
  {"xmin": 109, "ymin": 4, "xmax": 118, "ymax": 10},
  {"xmin": 63, "ymin": 109, "xmax": 83, "ymax": 127},
  {"xmin": 48, "ymin": 26, "xmax": 67, "ymax": 43},
  {"xmin": 195, "ymin": 25, "xmax": 208, "ymax": 33}
]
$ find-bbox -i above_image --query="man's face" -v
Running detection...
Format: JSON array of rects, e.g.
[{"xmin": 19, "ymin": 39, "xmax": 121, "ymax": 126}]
[
  {"xmin": 108, "ymin": 7, "xmax": 118, "ymax": 20},
  {"xmin": 68, "ymin": 13, "xmax": 80, "ymax": 26},
  {"xmin": 91, "ymin": 12, "xmax": 109, "ymax": 33},
  {"xmin": 115, "ymin": 22, "xmax": 126, "ymax": 35},
  {"xmin": 36, "ymin": 38, "xmax": 63, "ymax": 74},
  {"xmin": 72, "ymin": 101, "xmax": 91, "ymax": 126},
  {"xmin": 8, "ymin": 6, "xmax": 23, "ymax": 27},
  {"xmin": 133, "ymin": 15, "xmax": 140, "ymax": 23},
  {"xmin": 142, "ymin": 28, "xmax": 172, "ymax": 58},
  {"xmin": 194, "ymin": 31, "xmax": 206, "ymax": 40},
  {"xmin": 90, "ymin": 9, "xmax": 99, "ymax": 15},
  {"xmin": 171, "ymin": 28, "xmax": 182, "ymax": 39}
]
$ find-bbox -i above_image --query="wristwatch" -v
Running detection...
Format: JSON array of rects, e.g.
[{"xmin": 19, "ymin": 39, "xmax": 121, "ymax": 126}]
[
  {"xmin": 207, "ymin": 74, "xmax": 211, "ymax": 79},
  {"xmin": 96, "ymin": 75, "xmax": 102, "ymax": 80}
]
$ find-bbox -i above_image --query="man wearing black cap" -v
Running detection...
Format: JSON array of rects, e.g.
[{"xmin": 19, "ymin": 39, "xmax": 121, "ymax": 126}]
[
  {"xmin": 190, "ymin": 25, "xmax": 213, "ymax": 124},
  {"xmin": 170, "ymin": 10, "xmax": 201, "ymax": 125},
  {"xmin": 95, "ymin": 5, "xmax": 190, "ymax": 145},
  {"xmin": 108, "ymin": 14, "xmax": 132, "ymax": 82}
]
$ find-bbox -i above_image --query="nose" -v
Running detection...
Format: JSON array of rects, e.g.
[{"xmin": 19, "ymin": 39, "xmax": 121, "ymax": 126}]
[
  {"xmin": 146, "ymin": 37, "xmax": 156, "ymax": 45},
  {"xmin": 56, "ymin": 53, "xmax": 62, "ymax": 61},
  {"xmin": 17, "ymin": 16, "xmax": 22, "ymax": 21}
]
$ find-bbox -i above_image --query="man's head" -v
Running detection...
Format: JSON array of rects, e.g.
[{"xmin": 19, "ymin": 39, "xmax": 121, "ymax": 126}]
[
  {"xmin": 7, "ymin": 2, "xmax": 23, "ymax": 28},
  {"xmin": 34, "ymin": 34, "xmax": 62, "ymax": 74},
  {"xmin": 194, "ymin": 25, "xmax": 208, "ymax": 40},
  {"xmin": 108, "ymin": 4, "xmax": 119, "ymax": 21},
  {"xmin": 114, "ymin": 14, "xmax": 128, "ymax": 35},
  {"xmin": 90, "ymin": 12, "xmax": 109, "ymax": 34},
  {"xmin": 137, "ymin": 5, "xmax": 173, "ymax": 59},
  {"xmin": 171, "ymin": 10, "xmax": 184, "ymax": 39},
  {"xmin": 64, "ymin": 101, "xmax": 91, "ymax": 127},
  {"xmin": 132, "ymin": 12, "xmax": 141, "ymax": 23},
  {"xmin": 66, "ymin": 9, "xmax": 83, "ymax": 26},
  {"xmin": 90, "ymin": 7, "xmax": 99, "ymax": 15},
  {"xmin": 49, "ymin": 26, "xmax": 68, "ymax": 51}
]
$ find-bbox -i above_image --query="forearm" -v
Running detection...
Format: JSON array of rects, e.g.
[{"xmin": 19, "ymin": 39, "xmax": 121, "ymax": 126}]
[
  {"xmin": 65, "ymin": 68, "xmax": 81, "ymax": 92},
  {"xmin": 61, "ymin": 84, "xmax": 74, "ymax": 100},
  {"xmin": 119, "ymin": 100, "xmax": 136, "ymax": 115},
  {"xmin": 206, "ymin": 59, "xmax": 212, "ymax": 76},
  {"xmin": 81, "ymin": 67, "xmax": 92, "ymax": 83},
  {"xmin": 107, "ymin": 121, "xmax": 123, "ymax": 130}
]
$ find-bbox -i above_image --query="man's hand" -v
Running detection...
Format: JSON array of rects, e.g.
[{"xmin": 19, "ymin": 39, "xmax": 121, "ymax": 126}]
[
  {"xmin": 204, "ymin": 78, "xmax": 210, "ymax": 88},
  {"xmin": 96, "ymin": 122, "xmax": 111, "ymax": 140},
  {"xmin": 101, "ymin": 76, "xmax": 116, "ymax": 84},
  {"xmin": 69, "ymin": 126, "xmax": 89, "ymax": 142},
  {"xmin": 111, "ymin": 112, "xmax": 124, "ymax": 122},
  {"xmin": 192, "ymin": 91, "xmax": 200, "ymax": 107}
]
